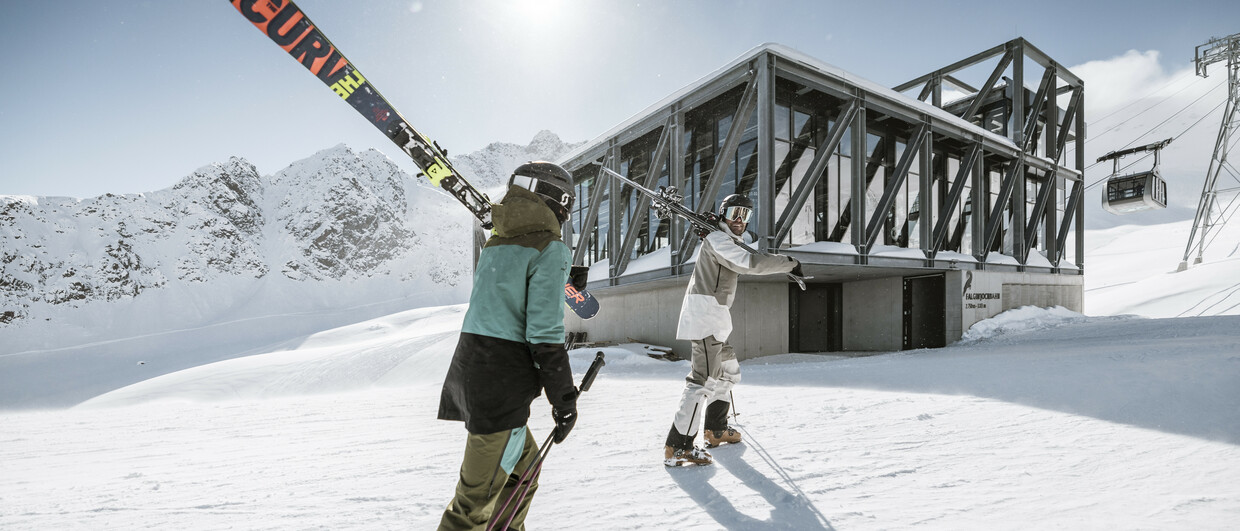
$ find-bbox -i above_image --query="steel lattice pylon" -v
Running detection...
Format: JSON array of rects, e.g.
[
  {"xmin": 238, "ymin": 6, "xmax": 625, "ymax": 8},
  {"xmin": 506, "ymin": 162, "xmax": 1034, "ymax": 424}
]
[{"xmin": 1181, "ymin": 32, "xmax": 1240, "ymax": 271}]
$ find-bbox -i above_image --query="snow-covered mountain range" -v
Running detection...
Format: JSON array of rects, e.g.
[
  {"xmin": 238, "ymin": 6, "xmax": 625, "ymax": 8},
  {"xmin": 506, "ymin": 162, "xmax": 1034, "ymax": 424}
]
[{"xmin": 0, "ymin": 131, "xmax": 582, "ymax": 355}]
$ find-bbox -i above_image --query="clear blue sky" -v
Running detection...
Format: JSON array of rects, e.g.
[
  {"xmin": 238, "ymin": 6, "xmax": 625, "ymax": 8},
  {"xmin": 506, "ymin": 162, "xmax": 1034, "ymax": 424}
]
[{"xmin": 1, "ymin": 0, "xmax": 1236, "ymax": 197}]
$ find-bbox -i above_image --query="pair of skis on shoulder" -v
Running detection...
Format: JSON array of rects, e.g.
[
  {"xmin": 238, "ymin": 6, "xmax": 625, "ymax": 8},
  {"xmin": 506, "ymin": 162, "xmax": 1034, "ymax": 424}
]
[
  {"xmin": 598, "ymin": 168, "xmax": 811, "ymax": 290},
  {"xmin": 230, "ymin": 0, "xmax": 599, "ymax": 319}
]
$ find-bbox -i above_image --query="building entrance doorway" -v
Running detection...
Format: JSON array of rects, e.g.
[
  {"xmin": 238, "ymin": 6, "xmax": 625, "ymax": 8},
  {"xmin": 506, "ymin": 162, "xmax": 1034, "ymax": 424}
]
[
  {"xmin": 903, "ymin": 273, "xmax": 946, "ymax": 349},
  {"xmin": 790, "ymin": 283, "xmax": 842, "ymax": 352}
]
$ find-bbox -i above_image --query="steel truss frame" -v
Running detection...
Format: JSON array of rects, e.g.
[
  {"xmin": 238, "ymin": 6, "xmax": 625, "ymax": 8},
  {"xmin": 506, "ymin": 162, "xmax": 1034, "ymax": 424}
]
[{"xmin": 560, "ymin": 39, "xmax": 1085, "ymax": 283}]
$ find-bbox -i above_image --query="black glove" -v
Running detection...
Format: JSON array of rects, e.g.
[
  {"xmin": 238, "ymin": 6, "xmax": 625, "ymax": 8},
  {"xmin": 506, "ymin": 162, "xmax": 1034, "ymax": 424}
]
[
  {"xmin": 569, "ymin": 265, "xmax": 589, "ymax": 291},
  {"xmin": 694, "ymin": 212, "xmax": 721, "ymax": 239},
  {"xmin": 531, "ymin": 342, "xmax": 579, "ymax": 442},
  {"xmin": 552, "ymin": 407, "xmax": 577, "ymax": 444}
]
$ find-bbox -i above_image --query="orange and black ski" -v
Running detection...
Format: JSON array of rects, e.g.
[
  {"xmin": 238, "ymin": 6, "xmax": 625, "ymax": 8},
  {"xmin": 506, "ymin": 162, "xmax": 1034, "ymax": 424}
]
[
  {"xmin": 230, "ymin": 0, "xmax": 600, "ymax": 320},
  {"xmin": 230, "ymin": 0, "xmax": 492, "ymax": 228}
]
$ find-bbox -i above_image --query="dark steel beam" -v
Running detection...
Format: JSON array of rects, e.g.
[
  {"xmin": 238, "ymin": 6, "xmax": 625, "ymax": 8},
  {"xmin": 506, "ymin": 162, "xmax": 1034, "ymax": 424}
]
[
  {"xmin": 1074, "ymin": 91, "xmax": 1086, "ymax": 269},
  {"xmin": 1054, "ymin": 87, "xmax": 1083, "ymax": 166},
  {"xmin": 983, "ymin": 158, "xmax": 1023, "ymax": 256},
  {"xmin": 1045, "ymin": 174, "xmax": 1060, "ymax": 264},
  {"xmin": 893, "ymin": 42, "xmax": 1008, "ymax": 93},
  {"xmin": 773, "ymin": 99, "xmax": 859, "ymax": 248},
  {"xmin": 917, "ymin": 76, "xmax": 937, "ymax": 102},
  {"xmin": 1045, "ymin": 67, "xmax": 1059, "ymax": 163},
  {"xmin": 1023, "ymin": 172, "xmax": 1058, "ymax": 259},
  {"xmin": 851, "ymin": 100, "xmax": 869, "ymax": 254},
  {"xmin": 571, "ymin": 156, "xmax": 611, "ymax": 266},
  {"xmin": 607, "ymin": 143, "xmax": 624, "ymax": 280},
  {"xmin": 607, "ymin": 143, "xmax": 622, "ymax": 279},
  {"xmin": 1020, "ymin": 66, "xmax": 1056, "ymax": 153},
  {"xmin": 757, "ymin": 53, "xmax": 776, "ymax": 251},
  {"xmin": 930, "ymin": 143, "xmax": 982, "ymax": 252},
  {"xmin": 918, "ymin": 126, "xmax": 934, "ymax": 255},
  {"xmin": 1043, "ymin": 72, "xmax": 1060, "ymax": 263},
  {"xmin": 1019, "ymin": 38, "xmax": 1083, "ymax": 86},
  {"xmin": 1055, "ymin": 179, "xmax": 1083, "ymax": 263},
  {"xmin": 831, "ymin": 135, "xmax": 885, "ymax": 243},
  {"xmin": 943, "ymin": 74, "xmax": 978, "ymax": 94},
  {"xmin": 669, "ymin": 105, "xmax": 686, "ymax": 274},
  {"xmin": 1012, "ymin": 41, "xmax": 1026, "ymax": 150},
  {"xmin": 971, "ymin": 153, "xmax": 987, "ymax": 259},
  {"xmin": 964, "ymin": 49, "xmax": 1015, "ymax": 125},
  {"xmin": 614, "ymin": 118, "xmax": 675, "ymax": 275},
  {"xmin": 677, "ymin": 72, "xmax": 761, "ymax": 264},
  {"xmin": 865, "ymin": 123, "xmax": 929, "ymax": 251}
]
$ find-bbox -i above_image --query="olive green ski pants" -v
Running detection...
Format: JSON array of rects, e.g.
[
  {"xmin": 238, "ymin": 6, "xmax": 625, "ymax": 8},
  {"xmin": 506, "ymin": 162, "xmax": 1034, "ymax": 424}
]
[{"xmin": 438, "ymin": 426, "xmax": 540, "ymax": 531}]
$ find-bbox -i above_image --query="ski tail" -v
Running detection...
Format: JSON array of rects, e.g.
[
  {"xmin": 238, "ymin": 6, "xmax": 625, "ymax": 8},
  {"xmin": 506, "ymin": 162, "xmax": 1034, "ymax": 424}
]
[{"xmin": 229, "ymin": 0, "xmax": 493, "ymax": 227}]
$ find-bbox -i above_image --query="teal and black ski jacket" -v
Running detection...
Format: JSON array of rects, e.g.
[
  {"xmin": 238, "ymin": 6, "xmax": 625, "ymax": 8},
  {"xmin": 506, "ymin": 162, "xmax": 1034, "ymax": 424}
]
[{"xmin": 438, "ymin": 186, "xmax": 577, "ymax": 435}]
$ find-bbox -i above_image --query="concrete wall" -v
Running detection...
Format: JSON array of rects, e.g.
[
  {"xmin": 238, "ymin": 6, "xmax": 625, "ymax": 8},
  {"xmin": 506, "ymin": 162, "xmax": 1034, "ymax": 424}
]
[
  {"xmin": 729, "ymin": 283, "xmax": 790, "ymax": 360},
  {"xmin": 841, "ymin": 277, "xmax": 903, "ymax": 352},
  {"xmin": 566, "ymin": 268, "xmax": 1085, "ymax": 358},
  {"xmin": 564, "ymin": 280, "xmax": 789, "ymax": 361},
  {"xmin": 954, "ymin": 269, "xmax": 1085, "ymax": 336},
  {"xmin": 565, "ymin": 282, "xmax": 688, "ymax": 354}
]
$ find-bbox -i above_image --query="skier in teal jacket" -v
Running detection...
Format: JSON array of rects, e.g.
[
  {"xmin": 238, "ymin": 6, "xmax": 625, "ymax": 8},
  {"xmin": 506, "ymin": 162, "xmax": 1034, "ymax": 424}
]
[{"xmin": 438, "ymin": 162, "xmax": 578, "ymax": 531}]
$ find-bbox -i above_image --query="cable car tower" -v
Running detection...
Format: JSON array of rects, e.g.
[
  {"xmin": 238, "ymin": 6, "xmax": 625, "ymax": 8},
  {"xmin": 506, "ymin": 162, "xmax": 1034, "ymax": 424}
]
[
  {"xmin": 1098, "ymin": 138, "xmax": 1173, "ymax": 215},
  {"xmin": 1180, "ymin": 32, "xmax": 1240, "ymax": 271}
]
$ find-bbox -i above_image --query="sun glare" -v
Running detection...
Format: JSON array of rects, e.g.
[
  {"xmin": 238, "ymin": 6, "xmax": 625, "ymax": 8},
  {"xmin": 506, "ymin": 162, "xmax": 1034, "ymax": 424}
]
[{"xmin": 506, "ymin": 0, "xmax": 568, "ymax": 28}]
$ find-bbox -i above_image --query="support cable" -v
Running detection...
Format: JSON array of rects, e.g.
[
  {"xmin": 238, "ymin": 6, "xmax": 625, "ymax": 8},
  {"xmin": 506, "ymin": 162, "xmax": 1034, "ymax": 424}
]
[
  {"xmin": 1086, "ymin": 76, "xmax": 1212, "ymax": 144},
  {"xmin": 1083, "ymin": 94, "xmax": 1230, "ymax": 191}
]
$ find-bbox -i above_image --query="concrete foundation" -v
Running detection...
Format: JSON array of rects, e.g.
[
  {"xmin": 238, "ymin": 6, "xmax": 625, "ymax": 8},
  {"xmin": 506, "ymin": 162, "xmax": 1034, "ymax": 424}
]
[{"xmin": 566, "ymin": 268, "xmax": 1084, "ymax": 357}]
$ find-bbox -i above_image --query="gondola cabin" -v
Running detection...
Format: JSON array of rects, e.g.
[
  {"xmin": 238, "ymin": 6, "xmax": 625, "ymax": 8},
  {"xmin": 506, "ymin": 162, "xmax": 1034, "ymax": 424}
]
[
  {"xmin": 1097, "ymin": 138, "xmax": 1173, "ymax": 215},
  {"xmin": 1103, "ymin": 169, "xmax": 1167, "ymax": 214}
]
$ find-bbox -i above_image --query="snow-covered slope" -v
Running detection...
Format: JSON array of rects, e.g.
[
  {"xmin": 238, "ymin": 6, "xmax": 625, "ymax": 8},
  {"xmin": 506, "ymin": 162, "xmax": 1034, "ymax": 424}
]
[
  {"xmin": 2, "ymin": 305, "xmax": 1236, "ymax": 529},
  {"xmin": 1085, "ymin": 218, "xmax": 1240, "ymax": 316}
]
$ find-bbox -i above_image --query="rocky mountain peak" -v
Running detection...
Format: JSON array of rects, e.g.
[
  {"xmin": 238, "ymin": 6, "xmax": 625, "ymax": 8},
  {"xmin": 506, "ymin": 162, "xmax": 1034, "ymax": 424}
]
[{"xmin": 2, "ymin": 132, "xmax": 576, "ymax": 352}]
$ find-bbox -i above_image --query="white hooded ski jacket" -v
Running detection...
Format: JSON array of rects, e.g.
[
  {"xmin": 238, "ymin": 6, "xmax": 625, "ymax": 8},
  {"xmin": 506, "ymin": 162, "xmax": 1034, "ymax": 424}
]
[{"xmin": 675, "ymin": 224, "xmax": 798, "ymax": 342}]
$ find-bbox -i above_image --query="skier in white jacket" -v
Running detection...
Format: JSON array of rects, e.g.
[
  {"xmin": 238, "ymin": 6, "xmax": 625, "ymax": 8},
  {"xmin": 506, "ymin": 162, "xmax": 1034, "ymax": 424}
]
[{"xmin": 664, "ymin": 194, "xmax": 801, "ymax": 467}]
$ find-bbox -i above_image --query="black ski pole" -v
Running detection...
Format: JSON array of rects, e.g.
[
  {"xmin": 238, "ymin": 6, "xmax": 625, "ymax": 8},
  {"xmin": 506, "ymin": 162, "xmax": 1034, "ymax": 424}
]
[{"xmin": 487, "ymin": 352, "xmax": 606, "ymax": 531}]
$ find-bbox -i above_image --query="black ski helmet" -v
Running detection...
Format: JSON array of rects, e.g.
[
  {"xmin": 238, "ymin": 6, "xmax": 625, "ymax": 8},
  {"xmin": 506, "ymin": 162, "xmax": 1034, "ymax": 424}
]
[
  {"xmin": 510, "ymin": 161, "xmax": 575, "ymax": 222},
  {"xmin": 718, "ymin": 193, "xmax": 754, "ymax": 223}
]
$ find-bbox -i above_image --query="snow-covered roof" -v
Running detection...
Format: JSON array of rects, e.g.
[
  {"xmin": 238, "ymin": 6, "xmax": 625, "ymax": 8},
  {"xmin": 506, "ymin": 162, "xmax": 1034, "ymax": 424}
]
[{"xmin": 559, "ymin": 42, "xmax": 1017, "ymax": 166}]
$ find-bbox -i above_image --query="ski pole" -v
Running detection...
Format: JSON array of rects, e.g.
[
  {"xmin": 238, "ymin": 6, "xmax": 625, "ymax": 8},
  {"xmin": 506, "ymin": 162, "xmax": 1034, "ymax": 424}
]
[
  {"xmin": 487, "ymin": 352, "xmax": 606, "ymax": 531},
  {"xmin": 487, "ymin": 432, "xmax": 555, "ymax": 531}
]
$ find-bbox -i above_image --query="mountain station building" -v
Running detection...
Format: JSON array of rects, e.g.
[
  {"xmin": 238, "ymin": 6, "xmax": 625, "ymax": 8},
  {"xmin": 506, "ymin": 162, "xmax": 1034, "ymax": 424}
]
[{"xmin": 558, "ymin": 39, "xmax": 1085, "ymax": 357}]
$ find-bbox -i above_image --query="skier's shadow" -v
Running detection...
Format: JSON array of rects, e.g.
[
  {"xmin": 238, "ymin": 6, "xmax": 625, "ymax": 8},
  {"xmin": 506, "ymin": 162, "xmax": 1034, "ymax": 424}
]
[{"xmin": 666, "ymin": 445, "xmax": 834, "ymax": 530}]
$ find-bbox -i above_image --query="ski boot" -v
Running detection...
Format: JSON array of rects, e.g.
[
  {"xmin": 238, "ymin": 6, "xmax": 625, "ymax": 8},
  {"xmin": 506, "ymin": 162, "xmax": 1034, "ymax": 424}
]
[
  {"xmin": 664, "ymin": 445, "xmax": 712, "ymax": 467},
  {"xmin": 704, "ymin": 427, "xmax": 742, "ymax": 448}
]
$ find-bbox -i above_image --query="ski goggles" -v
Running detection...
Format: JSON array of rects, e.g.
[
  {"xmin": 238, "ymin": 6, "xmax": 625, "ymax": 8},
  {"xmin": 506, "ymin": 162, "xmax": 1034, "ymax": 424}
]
[
  {"xmin": 722, "ymin": 205, "xmax": 752, "ymax": 223},
  {"xmin": 510, "ymin": 175, "xmax": 574, "ymax": 210}
]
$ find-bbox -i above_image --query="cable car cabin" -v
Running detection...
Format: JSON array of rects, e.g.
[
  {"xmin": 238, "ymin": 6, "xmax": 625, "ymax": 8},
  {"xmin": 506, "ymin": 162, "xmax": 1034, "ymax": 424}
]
[
  {"xmin": 1103, "ymin": 169, "xmax": 1167, "ymax": 214},
  {"xmin": 1097, "ymin": 137, "xmax": 1173, "ymax": 215}
]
